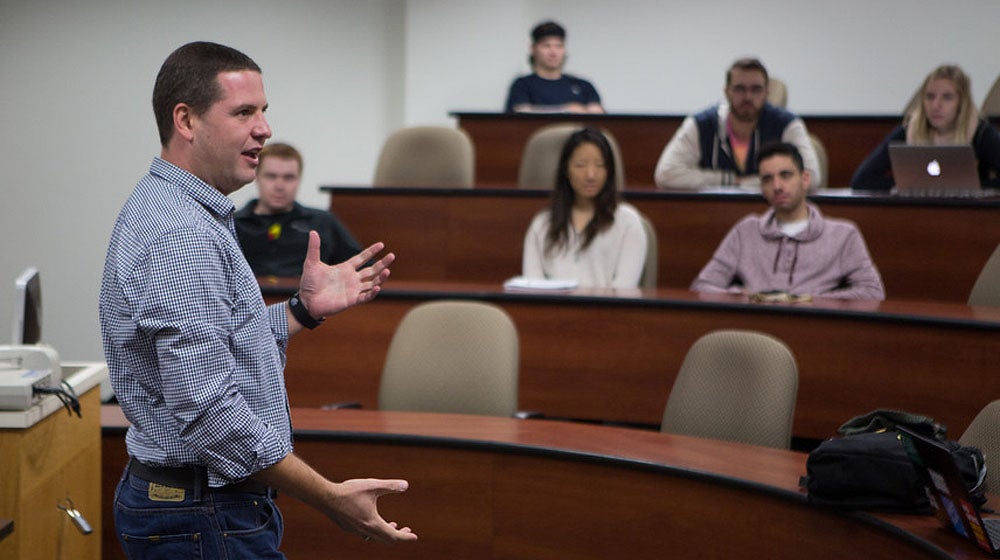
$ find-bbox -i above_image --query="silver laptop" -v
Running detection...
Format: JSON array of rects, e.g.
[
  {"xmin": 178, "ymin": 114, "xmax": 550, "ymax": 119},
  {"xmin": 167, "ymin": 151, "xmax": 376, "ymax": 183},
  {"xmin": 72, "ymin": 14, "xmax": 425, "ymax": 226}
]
[{"xmin": 888, "ymin": 144, "xmax": 983, "ymax": 197}]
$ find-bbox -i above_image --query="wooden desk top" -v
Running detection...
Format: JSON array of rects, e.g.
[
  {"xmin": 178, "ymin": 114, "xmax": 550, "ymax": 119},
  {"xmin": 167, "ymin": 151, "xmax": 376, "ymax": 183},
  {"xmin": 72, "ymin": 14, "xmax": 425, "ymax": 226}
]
[
  {"xmin": 450, "ymin": 111, "xmax": 908, "ymax": 120},
  {"xmin": 261, "ymin": 279, "xmax": 1000, "ymax": 441},
  {"xmin": 262, "ymin": 276, "xmax": 1000, "ymax": 329},
  {"xmin": 101, "ymin": 406, "xmax": 987, "ymax": 559}
]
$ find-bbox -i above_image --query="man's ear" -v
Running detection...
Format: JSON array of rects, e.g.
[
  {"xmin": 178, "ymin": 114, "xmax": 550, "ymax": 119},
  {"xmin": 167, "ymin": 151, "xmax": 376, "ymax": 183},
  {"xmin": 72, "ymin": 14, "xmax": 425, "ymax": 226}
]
[
  {"xmin": 801, "ymin": 168, "xmax": 812, "ymax": 190},
  {"xmin": 172, "ymin": 103, "xmax": 196, "ymax": 142}
]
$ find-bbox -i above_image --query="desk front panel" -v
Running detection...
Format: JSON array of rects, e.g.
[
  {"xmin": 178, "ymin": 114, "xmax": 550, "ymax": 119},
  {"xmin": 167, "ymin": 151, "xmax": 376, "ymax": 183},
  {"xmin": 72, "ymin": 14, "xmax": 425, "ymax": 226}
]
[
  {"xmin": 325, "ymin": 187, "xmax": 1000, "ymax": 303},
  {"xmin": 454, "ymin": 112, "xmax": 901, "ymax": 189},
  {"xmin": 101, "ymin": 408, "xmax": 976, "ymax": 559},
  {"xmin": 273, "ymin": 284, "xmax": 1000, "ymax": 441}
]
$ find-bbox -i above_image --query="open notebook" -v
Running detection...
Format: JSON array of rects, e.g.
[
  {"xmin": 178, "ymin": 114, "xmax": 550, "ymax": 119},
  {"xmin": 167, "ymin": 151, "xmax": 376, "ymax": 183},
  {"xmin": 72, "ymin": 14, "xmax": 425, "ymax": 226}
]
[{"xmin": 503, "ymin": 277, "xmax": 579, "ymax": 291}]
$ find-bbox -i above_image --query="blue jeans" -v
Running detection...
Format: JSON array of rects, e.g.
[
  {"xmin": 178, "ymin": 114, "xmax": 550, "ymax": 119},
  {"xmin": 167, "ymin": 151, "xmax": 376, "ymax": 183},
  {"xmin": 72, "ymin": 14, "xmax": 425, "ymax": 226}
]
[{"xmin": 114, "ymin": 463, "xmax": 285, "ymax": 559}]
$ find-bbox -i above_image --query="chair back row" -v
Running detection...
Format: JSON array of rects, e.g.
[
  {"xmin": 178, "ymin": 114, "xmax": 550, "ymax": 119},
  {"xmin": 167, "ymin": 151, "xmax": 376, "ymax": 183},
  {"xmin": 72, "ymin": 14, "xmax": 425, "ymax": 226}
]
[
  {"xmin": 372, "ymin": 122, "xmax": 829, "ymax": 193},
  {"xmin": 380, "ymin": 301, "xmax": 800, "ymax": 448},
  {"xmin": 372, "ymin": 124, "xmax": 628, "ymax": 190}
]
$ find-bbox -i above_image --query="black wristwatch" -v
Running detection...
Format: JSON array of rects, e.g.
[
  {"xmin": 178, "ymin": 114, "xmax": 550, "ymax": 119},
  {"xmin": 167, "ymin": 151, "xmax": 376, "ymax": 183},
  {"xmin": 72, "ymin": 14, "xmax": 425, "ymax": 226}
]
[{"xmin": 288, "ymin": 291, "xmax": 324, "ymax": 329}]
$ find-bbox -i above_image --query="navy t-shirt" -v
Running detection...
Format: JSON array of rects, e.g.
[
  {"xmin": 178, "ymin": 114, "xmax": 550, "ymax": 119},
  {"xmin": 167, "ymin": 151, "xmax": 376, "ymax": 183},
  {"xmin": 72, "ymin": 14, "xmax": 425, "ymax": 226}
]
[{"xmin": 504, "ymin": 73, "xmax": 602, "ymax": 112}]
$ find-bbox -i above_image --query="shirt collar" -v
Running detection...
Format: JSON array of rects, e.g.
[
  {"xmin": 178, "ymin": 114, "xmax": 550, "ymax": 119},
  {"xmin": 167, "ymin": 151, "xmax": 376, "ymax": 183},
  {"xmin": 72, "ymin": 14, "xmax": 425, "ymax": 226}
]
[{"xmin": 149, "ymin": 157, "xmax": 236, "ymax": 219}]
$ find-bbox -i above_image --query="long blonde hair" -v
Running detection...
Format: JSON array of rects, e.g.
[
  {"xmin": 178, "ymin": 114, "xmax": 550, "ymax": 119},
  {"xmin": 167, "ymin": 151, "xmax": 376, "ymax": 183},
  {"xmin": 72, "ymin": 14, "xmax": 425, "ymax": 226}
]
[{"xmin": 906, "ymin": 64, "xmax": 979, "ymax": 145}]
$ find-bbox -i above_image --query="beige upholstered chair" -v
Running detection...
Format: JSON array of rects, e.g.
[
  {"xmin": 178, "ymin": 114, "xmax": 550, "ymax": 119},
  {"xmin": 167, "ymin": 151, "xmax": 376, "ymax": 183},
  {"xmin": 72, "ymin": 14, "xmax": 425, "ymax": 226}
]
[
  {"xmin": 378, "ymin": 300, "xmax": 520, "ymax": 417},
  {"xmin": 638, "ymin": 212, "xmax": 658, "ymax": 289},
  {"xmin": 808, "ymin": 133, "xmax": 828, "ymax": 190},
  {"xmin": 517, "ymin": 124, "xmax": 626, "ymax": 190},
  {"xmin": 661, "ymin": 330, "xmax": 799, "ymax": 449},
  {"xmin": 373, "ymin": 126, "xmax": 475, "ymax": 188},
  {"xmin": 767, "ymin": 78, "xmax": 788, "ymax": 108},
  {"xmin": 980, "ymin": 74, "xmax": 1000, "ymax": 118},
  {"xmin": 968, "ymin": 244, "xmax": 1000, "ymax": 307},
  {"xmin": 960, "ymin": 400, "xmax": 1000, "ymax": 493}
]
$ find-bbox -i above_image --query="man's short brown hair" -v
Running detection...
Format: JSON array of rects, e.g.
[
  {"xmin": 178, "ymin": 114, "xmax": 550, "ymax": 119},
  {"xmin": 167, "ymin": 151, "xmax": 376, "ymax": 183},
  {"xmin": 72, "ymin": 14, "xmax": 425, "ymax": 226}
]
[
  {"xmin": 258, "ymin": 142, "xmax": 303, "ymax": 174},
  {"xmin": 152, "ymin": 41, "xmax": 261, "ymax": 146},
  {"xmin": 726, "ymin": 57, "xmax": 769, "ymax": 86}
]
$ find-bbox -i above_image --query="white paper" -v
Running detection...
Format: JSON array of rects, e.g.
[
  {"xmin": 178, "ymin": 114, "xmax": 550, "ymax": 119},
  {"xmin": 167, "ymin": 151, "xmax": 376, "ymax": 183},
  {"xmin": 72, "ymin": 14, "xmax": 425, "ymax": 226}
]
[{"xmin": 503, "ymin": 277, "xmax": 579, "ymax": 291}]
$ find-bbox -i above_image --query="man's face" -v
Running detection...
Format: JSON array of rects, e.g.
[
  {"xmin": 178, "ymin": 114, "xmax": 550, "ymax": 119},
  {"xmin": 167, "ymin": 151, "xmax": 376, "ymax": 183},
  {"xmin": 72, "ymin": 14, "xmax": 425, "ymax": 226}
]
[
  {"xmin": 760, "ymin": 154, "xmax": 810, "ymax": 218},
  {"xmin": 531, "ymin": 37, "xmax": 566, "ymax": 73},
  {"xmin": 255, "ymin": 156, "xmax": 300, "ymax": 214},
  {"xmin": 725, "ymin": 68, "xmax": 768, "ymax": 123},
  {"xmin": 187, "ymin": 70, "xmax": 272, "ymax": 195}
]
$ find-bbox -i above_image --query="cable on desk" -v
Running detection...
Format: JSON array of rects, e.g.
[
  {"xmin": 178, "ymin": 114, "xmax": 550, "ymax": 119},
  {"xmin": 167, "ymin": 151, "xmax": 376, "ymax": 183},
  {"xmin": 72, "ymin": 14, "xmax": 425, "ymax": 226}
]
[{"xmin": 33, "ymin": 380, "xmax": 81, "ymax": 418}]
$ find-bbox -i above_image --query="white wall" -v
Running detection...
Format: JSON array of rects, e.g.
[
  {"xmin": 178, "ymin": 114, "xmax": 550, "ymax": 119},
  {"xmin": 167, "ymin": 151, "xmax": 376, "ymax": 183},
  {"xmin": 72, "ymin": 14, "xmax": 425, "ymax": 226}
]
[
  {"xmin": 0, "ymin": 0, "xmax": 405, "ymax": 361},
  {"xmin": 402, "ymin": 0, "xmax": 1000, "ymax": 122},
  {"xmin": 1, "ymin": 0, "xmax": 998, "ymax": 361}
]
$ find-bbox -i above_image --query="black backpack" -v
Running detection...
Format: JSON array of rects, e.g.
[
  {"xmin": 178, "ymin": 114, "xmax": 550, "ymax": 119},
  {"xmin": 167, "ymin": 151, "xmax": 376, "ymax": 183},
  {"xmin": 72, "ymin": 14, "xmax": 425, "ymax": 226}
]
[{"xmin": 802, "ymin": 410, "xmax": 986, "ymax": 514}]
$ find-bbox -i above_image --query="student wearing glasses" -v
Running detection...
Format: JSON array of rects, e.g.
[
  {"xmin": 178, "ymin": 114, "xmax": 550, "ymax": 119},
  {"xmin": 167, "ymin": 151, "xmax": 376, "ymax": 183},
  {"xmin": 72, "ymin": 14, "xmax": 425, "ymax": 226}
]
[{"xmin": 654, "ymin": 57, "xmax": 822, "ymax": 190}]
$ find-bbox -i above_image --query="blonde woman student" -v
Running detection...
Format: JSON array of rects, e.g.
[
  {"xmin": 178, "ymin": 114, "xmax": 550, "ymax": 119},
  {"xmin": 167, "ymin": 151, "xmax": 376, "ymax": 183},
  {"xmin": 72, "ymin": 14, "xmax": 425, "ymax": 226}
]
[{"xmin": 851, "ymin": 64, "xmax": 1000, "ymax": 190}]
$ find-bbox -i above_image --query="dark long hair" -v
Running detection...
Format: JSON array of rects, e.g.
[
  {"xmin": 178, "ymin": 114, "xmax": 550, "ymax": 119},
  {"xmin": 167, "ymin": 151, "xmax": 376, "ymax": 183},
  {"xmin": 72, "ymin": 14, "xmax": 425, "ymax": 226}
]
[{"xmin": 545, "ymin": 127, "xmax": 618, "ymax": 255}]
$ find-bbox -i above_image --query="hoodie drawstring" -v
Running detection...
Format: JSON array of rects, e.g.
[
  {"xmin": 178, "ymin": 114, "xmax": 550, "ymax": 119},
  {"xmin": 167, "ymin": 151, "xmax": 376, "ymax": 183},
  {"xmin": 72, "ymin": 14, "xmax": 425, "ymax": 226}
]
[{"xmin": 772, "ymin": 237, "xmax": 800, "ymax": 286}]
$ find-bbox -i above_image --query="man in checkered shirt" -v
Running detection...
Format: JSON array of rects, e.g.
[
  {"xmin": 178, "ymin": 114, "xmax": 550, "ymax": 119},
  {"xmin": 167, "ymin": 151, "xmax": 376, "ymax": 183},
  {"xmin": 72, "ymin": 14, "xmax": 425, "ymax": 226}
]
[{"xmin": 100, "ymin": 42, "xmax": 417, "ymax": 558}]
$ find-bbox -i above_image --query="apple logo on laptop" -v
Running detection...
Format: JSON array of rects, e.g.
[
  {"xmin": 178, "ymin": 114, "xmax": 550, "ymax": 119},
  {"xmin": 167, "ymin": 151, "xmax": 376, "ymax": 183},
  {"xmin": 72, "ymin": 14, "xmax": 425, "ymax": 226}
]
[{"xmin": 926, "ymin": 159, "xmax": 941, "ymax": 177}]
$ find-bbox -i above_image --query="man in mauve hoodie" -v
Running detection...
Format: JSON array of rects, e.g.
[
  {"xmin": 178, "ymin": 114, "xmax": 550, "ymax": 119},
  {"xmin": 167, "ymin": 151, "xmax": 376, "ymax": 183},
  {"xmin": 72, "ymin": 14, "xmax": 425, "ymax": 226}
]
[{"xmin": 691, "ymin": 142, "xmax": 885, "ymax": 300}]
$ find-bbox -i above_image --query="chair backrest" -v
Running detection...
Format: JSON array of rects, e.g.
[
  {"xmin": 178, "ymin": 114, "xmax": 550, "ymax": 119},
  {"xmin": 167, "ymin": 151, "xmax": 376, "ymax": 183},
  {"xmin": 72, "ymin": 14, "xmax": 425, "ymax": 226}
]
[
  {"xmin": 517, "ymin": 123, "xmax": 626, "ymax": 190},
  {"xmin": 638, "ymin": 212, "xmax": 658, "ymax": 289},
  {"xmin": 768, "ymin": 78, "xmax": 788, "ymax": 108},
  {"xmin": 661, "ymin": 330, "xmax": 799, "ymax": 449},
  {"xmin": 373, "ymin": 126, "xmax": 475, "ymax": 188},
  {"xmin": 378, "ymin": 300, "xmax": 519, "ymax": 416},
  {"xmin": 808, "ymin": 133, "xmax": 828, "ymax": 189},
  {"xmin": 968, "ymin": 243, "xmax": 1000, "ymax": 307},
  {"xmin": 981, "ymin": 73, "xmax": 1000, "ymax": 118},
  {"xmin": 959, "ymin": 400, "xmax": 1000, "ymax": 493}
]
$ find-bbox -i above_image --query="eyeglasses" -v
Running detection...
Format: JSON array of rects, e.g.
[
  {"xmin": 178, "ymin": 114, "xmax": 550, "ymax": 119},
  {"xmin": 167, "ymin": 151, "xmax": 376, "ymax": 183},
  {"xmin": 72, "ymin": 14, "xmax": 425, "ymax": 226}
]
[{"xmin": 729, "ymin": 84, "xmax": 766, "ymax": 96}]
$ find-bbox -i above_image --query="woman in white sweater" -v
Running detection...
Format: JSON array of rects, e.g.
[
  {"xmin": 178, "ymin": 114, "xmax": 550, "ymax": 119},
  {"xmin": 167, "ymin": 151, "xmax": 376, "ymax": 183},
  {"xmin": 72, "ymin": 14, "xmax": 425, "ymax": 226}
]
[{"xmin": 522, "ymin": 127, "xmax": 647, "ymax": 288}]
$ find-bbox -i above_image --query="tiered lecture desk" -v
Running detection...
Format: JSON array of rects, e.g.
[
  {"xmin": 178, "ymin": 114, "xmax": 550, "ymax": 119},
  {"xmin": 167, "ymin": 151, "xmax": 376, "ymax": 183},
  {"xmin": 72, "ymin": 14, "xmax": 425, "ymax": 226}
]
[
  {"xmin": 451, "ymin": 112, "xmax": 906, "ymax": 188},
  {"xmin": 258, "ymin": 279, "xmax": 1000, "ymax": 443},
  {"xmin": 102, "ymin": 406, "xmax": 992, "ymax": 559},
  {"xmin": 321, "ymin": 185, "xmax": 1000, "ymax": 304}
]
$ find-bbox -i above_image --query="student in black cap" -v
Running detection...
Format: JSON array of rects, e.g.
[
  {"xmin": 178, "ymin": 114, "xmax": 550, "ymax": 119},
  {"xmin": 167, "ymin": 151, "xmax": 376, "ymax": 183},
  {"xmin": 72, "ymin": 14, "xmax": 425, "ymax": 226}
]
[{"xmin": 504, "ymin": 20, "xmax": 605, "ymax": 113}]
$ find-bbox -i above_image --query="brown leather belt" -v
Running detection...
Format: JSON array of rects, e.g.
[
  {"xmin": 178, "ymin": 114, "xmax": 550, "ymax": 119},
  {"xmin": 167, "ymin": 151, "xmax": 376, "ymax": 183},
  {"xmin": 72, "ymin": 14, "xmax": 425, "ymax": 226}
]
[{"xmin": 128, "ymin": 458, "xmax": 272, "ymax": 496}]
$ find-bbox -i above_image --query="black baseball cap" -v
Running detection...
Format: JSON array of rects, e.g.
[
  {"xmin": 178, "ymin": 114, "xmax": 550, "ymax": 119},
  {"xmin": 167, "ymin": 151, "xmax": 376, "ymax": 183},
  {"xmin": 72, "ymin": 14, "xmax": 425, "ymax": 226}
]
[{"xmin": 531, "ymin": 21, "xmax": 565, "ymax": 42}]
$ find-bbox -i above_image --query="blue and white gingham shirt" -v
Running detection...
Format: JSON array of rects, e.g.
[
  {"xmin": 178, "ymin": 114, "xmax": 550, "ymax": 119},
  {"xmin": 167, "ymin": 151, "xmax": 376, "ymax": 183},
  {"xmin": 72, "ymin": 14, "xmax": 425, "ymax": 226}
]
[{"xmin": 100, "ymin": 158, "xmax": 293, "ymax": 486}]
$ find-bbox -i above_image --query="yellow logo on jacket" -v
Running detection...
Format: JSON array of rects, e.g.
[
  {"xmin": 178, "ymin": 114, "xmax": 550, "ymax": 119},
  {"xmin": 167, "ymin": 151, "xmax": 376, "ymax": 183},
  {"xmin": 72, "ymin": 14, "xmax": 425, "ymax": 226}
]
[{"xmin": 268, "ymin": 223, "xmax": 282, "ymax": 240}]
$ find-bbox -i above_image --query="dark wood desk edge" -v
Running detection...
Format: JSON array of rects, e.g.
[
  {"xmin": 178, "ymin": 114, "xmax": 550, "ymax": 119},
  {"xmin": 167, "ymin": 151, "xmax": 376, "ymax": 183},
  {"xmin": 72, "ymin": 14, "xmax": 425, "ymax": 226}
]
[
  {"xmin": 257, "ymin": 281, "xmax": 1000, "ymax": 332},
  {"xmin": 294, "ymin": 428, "xmax": 956, "ymax": 559},
  {"xmin": 451, "ymin": 111, "xmax": 1000, "ymax": 126},
  {"xmin": 295, "ymin": 427, "xmax": 804, "ymax": 496},
  {"xmin": 319, "ymin": 184, "xmax": 1000, "ymax": 207},
  {"xmin": 449, "ymin": 111, "xmax": 907, "ymax": 121},
  {"xmin": 101, "ymin": 405, "xmax": 959, "ymax": 560}
]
